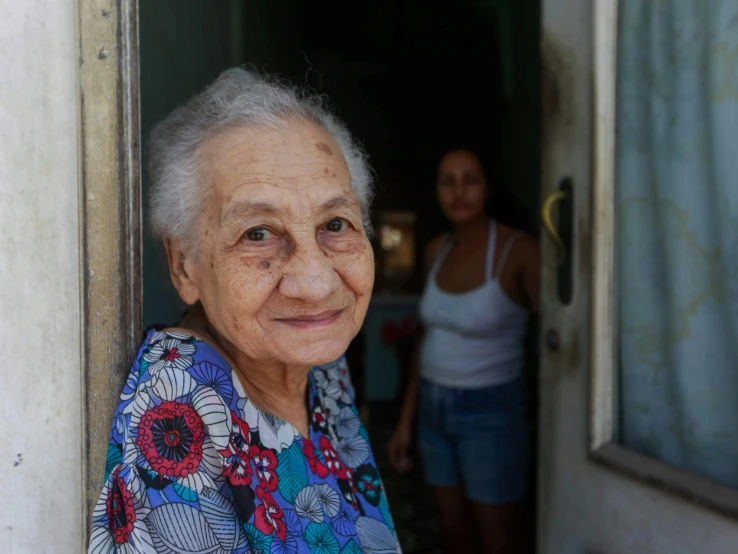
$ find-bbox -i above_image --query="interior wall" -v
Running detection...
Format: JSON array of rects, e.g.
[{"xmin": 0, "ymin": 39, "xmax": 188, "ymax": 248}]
[{"xmin": 0, "ymin": 1, "xmax": 82, "ymax": 552}]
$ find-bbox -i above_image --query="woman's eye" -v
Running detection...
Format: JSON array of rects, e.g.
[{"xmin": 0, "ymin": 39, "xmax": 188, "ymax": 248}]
[
  {"xmin": 325, "ymin": 218, "xmax": 347, "ymax": 233},
  {"xmin": 244, "ymin": 228, "xmax": 272, "ymax": 242}
]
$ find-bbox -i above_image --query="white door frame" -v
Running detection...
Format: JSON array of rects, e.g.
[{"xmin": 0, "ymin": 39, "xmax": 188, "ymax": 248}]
[{"xmin": 540, "ymin": 3, "xmax": 738, "ymax": 550}]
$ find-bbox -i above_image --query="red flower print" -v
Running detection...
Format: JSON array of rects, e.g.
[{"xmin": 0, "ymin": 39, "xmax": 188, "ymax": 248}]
[
  {"xmin": 354, "ymin": 463, "xmax": 382, "ymax": 507},
  {"xmin": 337, "ymin": 466, "xmax": 360, "ymax": 511},
  {"xmin": 106, "ymin": 467, "xmax": 136, "ymax": 544},
  {"xmin": 231, "ymin": 411, "xmax": 253, "ymax": 459},
  {"xmin": 311, "ymin": 403, "xmax": 328, "ymax": 433},
  {"xmin": 218, "ymin": 413, "xmax": 256, "ymax": 486},
  {"xmin": 136, "ymin": 402, "xmax": 204, "ymax": 478},
  {"xmin": 319, "ymin": 436, "xmax": 344, "ymax": 476},
  {"xmin": 219, "ymin": 445, "xmax": 253, "ymax": 487},
  {"xmin": 252, "ymin": 446, "xmax": 279, "ymax": 491},
  {"xmin": 255, "ymin": 487, "xmax": 287, "ymax": 541},
  {"xmin": 340, "ymin": 466, "xmax": 358, "ymax": 496},
  {"xmin": 303, "ymin": 438, "xmax": 330, "ymax": 478}
]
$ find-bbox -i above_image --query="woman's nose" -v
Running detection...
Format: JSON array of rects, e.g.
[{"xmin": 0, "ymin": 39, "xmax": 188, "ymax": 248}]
[{"xmin": 278, "ymin": 240, "xmax": 340, "ymax": 303}]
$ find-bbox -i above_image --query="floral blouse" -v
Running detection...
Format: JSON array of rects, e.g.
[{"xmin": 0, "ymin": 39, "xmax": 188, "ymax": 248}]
[{"xmin": 89, "ymin": 328, "xmax": 400, "ymax": 554}]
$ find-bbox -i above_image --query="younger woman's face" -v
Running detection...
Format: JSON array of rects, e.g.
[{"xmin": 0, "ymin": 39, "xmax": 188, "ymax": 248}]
[{"xmin": 436, "ymin": 150, "xmax": 488, "ymax": 224}]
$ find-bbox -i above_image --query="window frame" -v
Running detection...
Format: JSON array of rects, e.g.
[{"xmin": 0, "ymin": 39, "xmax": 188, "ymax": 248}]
[{"xmin": 588, "ymin": 0, "xmax": 738, "ymax": 520}]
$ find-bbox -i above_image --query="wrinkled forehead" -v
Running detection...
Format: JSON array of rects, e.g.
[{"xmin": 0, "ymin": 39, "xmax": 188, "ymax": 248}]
[
  {"xmin": 202, "ymin": 121, "xmax": 348, "ymax": 182},
  {"xmin": 196, "ymin": 120, "xmax": 356, "ymax": 220}
]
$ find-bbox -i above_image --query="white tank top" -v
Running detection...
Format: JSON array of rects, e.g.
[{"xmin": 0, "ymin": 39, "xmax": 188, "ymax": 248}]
[{"xmin": 419, "ymin": 220, "xmax": 530, "ymax": 388}]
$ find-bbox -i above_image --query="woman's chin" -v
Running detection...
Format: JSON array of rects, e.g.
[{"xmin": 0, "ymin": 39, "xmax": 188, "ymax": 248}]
[
  {"xmin": 444, "ymin": 210, "xmax": 484, "ymax": 225},
  {"xmin": 273, "ymin": 337, "xmax": 349, "ymax": 369}
]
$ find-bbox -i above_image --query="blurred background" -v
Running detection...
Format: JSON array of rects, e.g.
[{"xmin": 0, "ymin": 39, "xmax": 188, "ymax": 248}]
[{"xmin": 140, "ymin": 2, "xmax": 540, "ymax": 551}]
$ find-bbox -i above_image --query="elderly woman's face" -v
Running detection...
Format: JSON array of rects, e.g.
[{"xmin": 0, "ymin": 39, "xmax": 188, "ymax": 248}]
[{"xmin": 171, "ymin": 120, "xmax": 374, "ymax": 368}]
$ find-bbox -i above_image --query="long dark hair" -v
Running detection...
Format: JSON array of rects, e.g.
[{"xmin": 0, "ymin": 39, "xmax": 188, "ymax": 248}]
[{"xmin": 433, "ymin": 143, "xmax": 532, "ymax": 233}]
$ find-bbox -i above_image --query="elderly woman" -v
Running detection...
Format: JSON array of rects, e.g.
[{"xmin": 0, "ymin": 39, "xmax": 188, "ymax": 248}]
[{"xmin": 89, "ymin": 69, "xmax": 399, "ymax": 554}]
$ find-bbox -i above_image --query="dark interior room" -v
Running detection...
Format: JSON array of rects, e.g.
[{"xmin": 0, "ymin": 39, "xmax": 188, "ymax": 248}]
[{"xmin": 140, "ymin": 2, "xmax": 540, "ymax": 551}]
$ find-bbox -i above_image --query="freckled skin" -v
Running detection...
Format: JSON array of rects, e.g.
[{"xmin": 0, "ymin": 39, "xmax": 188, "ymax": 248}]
[
  {"xmin": 166, "ymin": 121, "xmax": 374, "ymax": 372},
  {"xmin": 315, "ymin": 141, "xmax": 333, "ymax": 156}
]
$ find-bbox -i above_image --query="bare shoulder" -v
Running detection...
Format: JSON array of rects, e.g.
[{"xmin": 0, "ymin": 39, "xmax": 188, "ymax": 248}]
[
  {"xmin": 515, "ymin": 232, "xmax": 539, "ymax": 253},
  {"xmin": 499, "ymin": 223, "xmax": 538, "ymax": 262},
  {"xmin": 513, "ymin": 231, "xmax": 539, "ymax": 268},
  {"xmin": 424, "ymin": 234, "xmax": 448, "ymax": 270}
]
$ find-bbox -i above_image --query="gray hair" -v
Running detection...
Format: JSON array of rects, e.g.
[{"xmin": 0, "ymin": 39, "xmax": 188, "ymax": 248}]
[{"xmin": 148, "ymin": 68, "xmax": 374, "ymax": 244}]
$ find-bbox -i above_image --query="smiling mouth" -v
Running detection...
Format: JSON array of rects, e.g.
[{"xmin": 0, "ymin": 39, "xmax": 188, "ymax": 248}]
[{"xmin": 277, "ymin": 309, "xmax": 345, "ymax": 329}]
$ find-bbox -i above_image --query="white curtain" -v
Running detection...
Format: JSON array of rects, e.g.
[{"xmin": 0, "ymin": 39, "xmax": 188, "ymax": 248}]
[{"xmin": 617, "ymin": 1, "xmax": 738, "ymax": 486}]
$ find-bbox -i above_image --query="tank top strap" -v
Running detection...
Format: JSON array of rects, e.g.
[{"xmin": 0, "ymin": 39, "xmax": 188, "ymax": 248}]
[
  {"xmin": 493, "ymin": 230, "xmax": 522, "ymax": 281},
  {"xmin": 428, "ymin": 234, "xmax": 454, "ymax": 278},
  {"xmin": 484, "ymin": 219, "xmax": 498, "ymax": 281}
]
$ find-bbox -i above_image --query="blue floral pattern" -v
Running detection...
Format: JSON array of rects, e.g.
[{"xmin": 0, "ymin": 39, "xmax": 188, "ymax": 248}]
[{"xmin": 89, "ymin": 328, "xmax": 400, "ymax": 554}]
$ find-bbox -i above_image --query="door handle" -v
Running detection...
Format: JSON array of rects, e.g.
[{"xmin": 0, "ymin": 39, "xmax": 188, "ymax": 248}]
[
  {"xmin": 541, "ymin": 190, "xmax": 569, "ymax": 266},
  {"xmin": 542, "ymin": 179, "xmax": 574, "ymax": 304}
]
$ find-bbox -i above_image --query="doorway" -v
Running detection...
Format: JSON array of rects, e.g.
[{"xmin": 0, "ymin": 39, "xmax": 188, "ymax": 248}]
[
  {"xmin": 78, "ymin": 1, "xmax": 738, "ymax": 552},
  {"xmin": 134, "ymin": 1, "xmax": 541, "ymax": 552}
]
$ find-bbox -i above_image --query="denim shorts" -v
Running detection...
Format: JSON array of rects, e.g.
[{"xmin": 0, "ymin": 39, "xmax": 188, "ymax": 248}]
[{"xmin": 418, "ymin": 377, "xmax": 531, "ymax": 504}]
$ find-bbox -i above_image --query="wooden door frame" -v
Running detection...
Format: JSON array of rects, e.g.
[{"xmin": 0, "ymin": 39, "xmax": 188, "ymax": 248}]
[{"xmin": 76, "ymin": 0, "xmax": 142, "ymax": 540}]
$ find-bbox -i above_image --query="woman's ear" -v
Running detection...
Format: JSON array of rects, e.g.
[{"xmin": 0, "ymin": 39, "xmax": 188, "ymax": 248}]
[{"xmin": 163, "ymin": 238, "xmax": 201, "ymax": 305}]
